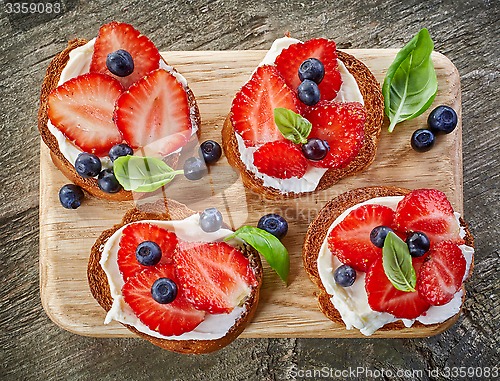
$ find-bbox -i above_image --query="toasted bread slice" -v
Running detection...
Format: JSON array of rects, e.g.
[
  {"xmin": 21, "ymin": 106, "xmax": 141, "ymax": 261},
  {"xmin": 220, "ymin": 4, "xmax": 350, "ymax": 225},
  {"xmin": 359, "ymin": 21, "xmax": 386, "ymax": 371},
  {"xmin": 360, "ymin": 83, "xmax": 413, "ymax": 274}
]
[
  {"xmin": 222, "ymin": 50, "xmax": 384, "ymax": 199},
  {"xmin": 38, "ymin": 39, "xmax": 201, "ymax": 201},
  {"xmin": 302, "ymin": 186, "xmax": 474, "ymax": 334},
  {"xmin": 88, "ymin": 199, "xmax": 262, "ymax": 353}
]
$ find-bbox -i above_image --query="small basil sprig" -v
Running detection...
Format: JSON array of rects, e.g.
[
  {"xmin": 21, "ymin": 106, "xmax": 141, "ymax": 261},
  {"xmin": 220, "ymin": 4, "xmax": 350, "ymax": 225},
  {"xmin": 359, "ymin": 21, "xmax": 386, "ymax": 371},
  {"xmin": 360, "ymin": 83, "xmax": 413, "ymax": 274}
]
[
  {"xmin": 274, "ymin": 108, "xmax": 312, "ymax": 144},
  {"xmin": 225, "ymin": 226, "xmax": 289, "ymax": 284},
  {"xmin": 383, "ymin": 28, "xmax": 438, "ymax": 132},
  {"xmin": 382, "ymin": 232, "xmax": 416, "ymax": 292},
  {"xmin": 113, "ymin": 156, "xmax": 184, "ymax": 192}
]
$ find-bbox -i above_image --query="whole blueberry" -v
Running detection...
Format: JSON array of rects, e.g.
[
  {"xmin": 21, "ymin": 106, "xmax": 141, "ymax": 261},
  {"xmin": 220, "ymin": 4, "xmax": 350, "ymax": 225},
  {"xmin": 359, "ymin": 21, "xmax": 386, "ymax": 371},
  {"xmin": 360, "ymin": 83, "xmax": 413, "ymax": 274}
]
[
  {"xmin": 183, "ymin": 157, "xmax": 208, "ymax": 180},
  {"xmin": 199, "ymin": 140, "xmax": 222, "ymax": 164},
  {"xmin": 75, "ymin": 152, "xmax": 102, "ymax": 178},
  {"xmin": 298, "ymin": 58, "xmax": 325, "ymax": 84},
  {"xmin": 297, "ymin": 79, "xmax": 321, "ymax": 106},
  {"xmin": 97, "ymin": 169, "xmax": 122, "ymax": 193},
  {"xmin": 428, "ymin": 105, "xmax": 458, "ymax": 134},
  {"xmin": 136, "ymin": 241, "xmax": 162, "ymax": 266},
  {"xmin": 302, "ymin": 138, "xmax": 330, "ymax": 161},
  {"xmin": 58, "ymin": 184, "xmax": 84, "ymax": 209},
  {"xmin": 257, "ymin": 214, "xmax": 288, "ymax": 240},
  {"xmin": 411, "ymin": 129, "xmax": 435, "ymax": 152},
  {"xmin": 151, "ymin": 278, "xmax": 177, "ymax": 304},
  {"xmin": 109, "ymin": 143, "xmax": 134, "ymax": 162},
  {"xmin": 406, "ymin": 232, "xmax": 431, "ymax": 257},
  {"xmin": 106, "ymin": 49, "xmax": 134, "ymax": 77},
  {"xmin": 370, "ymin": 226, "xmax": 394, "ymax": 248},
  {"xmin": 199, "ymin": 208, "xmax": 223, "ymax": 233},
  {"xmin": 334, "ymin": 265, "xmax": 356, "ymax": 287}
]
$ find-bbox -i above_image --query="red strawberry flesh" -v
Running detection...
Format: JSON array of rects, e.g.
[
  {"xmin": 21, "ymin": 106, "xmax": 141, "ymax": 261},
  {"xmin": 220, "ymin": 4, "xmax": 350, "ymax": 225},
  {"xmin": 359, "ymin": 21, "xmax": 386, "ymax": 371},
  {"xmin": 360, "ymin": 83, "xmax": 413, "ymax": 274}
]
[
  {"xmin": 253, "ymin": 140, "xmax": 308, "ymax": 179},
  {"xmin": 230, "ymin": 65, "xmax": 300, "ymax": 147},
  {"xmin": 305, "ymin": 101, "xmax": 366, "ymax": 169},
  {"xmin": 328, "ymin": 204, "xmax": 395, "ymax": 272},
  {"xmin": 365, "ymin": 257, "xmax": 430, "ymax": 319},
  {"xmin": 417, "ymin": 241, "xmax": 466, "ymax": 306},
  {"xmin": 122, "ymin": 264, "xmax": 205, "ymax": 336},
  {"xmin": 117, "ymin": 223, "xmax": 178, "ymax": 280},
  {"xmin": 275, "ymin": 38, "xmax": 342, "ymax": 101},
  {"xmin": 47, "ymin": 73, "xmax": 123, "ymax": 156},
  {"xmin": 394, "ymin": 189, "xmax": 462, "ymax": 244},
  {"xmin": 174, "ymin": 242, "xmax": 258, "ymax": 314},
  {"xmin": 114, "ymin": 69, "xmax": 192, "ymax": 156},
  {"xmin": 90, "ymin": 21, "xmax": 160, "ymax": 89}
]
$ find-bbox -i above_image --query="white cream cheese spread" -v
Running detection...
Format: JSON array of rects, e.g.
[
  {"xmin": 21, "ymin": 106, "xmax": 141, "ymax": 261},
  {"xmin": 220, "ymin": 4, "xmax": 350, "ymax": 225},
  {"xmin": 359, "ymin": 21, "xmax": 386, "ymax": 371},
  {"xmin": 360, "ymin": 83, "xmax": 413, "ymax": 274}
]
[
  {"xmin": 99, "ymin": 213, "xmax": 249, "ymax": 341},
  {"xmin": 316, "ymin": 196, "xmax": 474, "ymax": 336},
  {"xmin": 235, "ymin": 37, "xmax": 365, "ymax": 194},
  {"xmin": 46, "ymin": 38, "xmax": 198, "ymax": 169}
]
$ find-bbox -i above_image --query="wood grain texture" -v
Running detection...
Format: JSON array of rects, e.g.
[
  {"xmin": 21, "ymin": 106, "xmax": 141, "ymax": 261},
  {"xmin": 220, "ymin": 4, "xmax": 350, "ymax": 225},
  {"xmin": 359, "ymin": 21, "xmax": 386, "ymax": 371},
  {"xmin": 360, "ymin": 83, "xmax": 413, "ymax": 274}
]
[
  {"xmin": 40, "ymin": 49, "xmax": 463, "ymax": 339},
  {"xmin": 2, "ymin": 0, "xmax": 499, "ymax": 380}
]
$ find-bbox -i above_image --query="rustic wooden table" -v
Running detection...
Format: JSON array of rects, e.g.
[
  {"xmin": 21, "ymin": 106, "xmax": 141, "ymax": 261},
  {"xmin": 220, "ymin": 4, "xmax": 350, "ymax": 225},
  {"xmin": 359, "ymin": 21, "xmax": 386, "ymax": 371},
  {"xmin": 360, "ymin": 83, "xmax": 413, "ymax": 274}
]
[{"xmin": 1, "ymin": 1, "xmax": 498, "ymax": 380}]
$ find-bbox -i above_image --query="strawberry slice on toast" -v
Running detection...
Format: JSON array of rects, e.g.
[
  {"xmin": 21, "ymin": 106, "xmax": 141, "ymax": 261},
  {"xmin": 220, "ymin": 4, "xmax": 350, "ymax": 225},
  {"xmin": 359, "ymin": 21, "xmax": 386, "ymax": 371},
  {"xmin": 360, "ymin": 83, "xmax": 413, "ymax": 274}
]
[
  {"xmin": 394, "ymin": 189, "xmax": 463, "ymax": 244},
  {"xmin": 47, "ymin": 73, "xmax": 123, "ymax": 156},
  {"xmin": 305, "ymin": 101, "xmax": 366, "ymax": 169},
  {"xmin": 230, "ymin": 65, "xmax": 301, "ymax": 147},
  {"xmin": 174, "ymin": 242, "xmax": 258, "ymax": 314},
  {"xmin": 114, "ymin": 69, "xmax": 192, "ymax": 156},
  {"xmin": 117, "ymin": 223, "xmax": 178, "ymax": 280},
  {"xmin": 328, "ymin": 204, "xmax": 395, "ymax": 272},
  {"xmin": 122, "ymin": 264, "xmax": 205, "ymax": 336},
  {"xmin": 365, "ymin": 256, "xmax": 430, "ymax": 319},
  {"xmin": 253, "ymin": 140, "xmax": 308, "ymax": 179},
  {"xmin": 90, "ymin": 21, "xmax": 160, "ymax": 89},
  {"xmin": 275, "ymin": 38, "xmax": 342, "ymax": 101}
]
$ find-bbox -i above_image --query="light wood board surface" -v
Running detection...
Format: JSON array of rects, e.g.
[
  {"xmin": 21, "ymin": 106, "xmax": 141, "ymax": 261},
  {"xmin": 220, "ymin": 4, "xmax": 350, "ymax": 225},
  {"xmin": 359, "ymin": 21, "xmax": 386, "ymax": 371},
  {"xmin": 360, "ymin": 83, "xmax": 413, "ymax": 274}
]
[{"xmin": 39, "ymin": 49, "xmax": 462, "ymax": 338}]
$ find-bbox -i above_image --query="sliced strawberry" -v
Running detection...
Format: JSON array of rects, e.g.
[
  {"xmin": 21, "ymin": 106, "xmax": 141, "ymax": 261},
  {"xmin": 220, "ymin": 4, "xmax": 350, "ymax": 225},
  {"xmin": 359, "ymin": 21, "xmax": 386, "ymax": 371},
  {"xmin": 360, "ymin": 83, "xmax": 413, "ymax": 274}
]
[
  {"xmin": 230, "ymin": 65, "xmax": 301, "ymax": 147},
  {"xmin": 304, "ymin": 101, "xmax": 365, "ymax": 169},
  {"xmin": 48, "ymin": 73, "xmax": 123, "ymax": 156},
  {"xmin": 114, "ymin": 69, "xmax": 192, "ymax": 156},
  {"xmin": 366, "ymin": 257, "xmax": 430, "ymax": 319},
  {"xmin": 253, "ymin": 140, "xmax": 308, "ymax": 179},
  {"xmin": 173, "ymin": 242, "xmax": 257, "ymax": 314},
  {"xmin": 417, "ymin": 241, "xmax": 466, "ymax": 306},
  {"xmin": 328, "ymin": 204, "xmax": 395, "ymax": 272},
  {"xmin": 275, "ymin": 38, "xmax": 342, "ymax": 101},
  {"xmin": 117, "ymin": 223, "xmax": 178, "ymax": 280},
  {"xmin": 394, "ymin": 189, "xmax": 463, "ymax": 244},
  {"xmin": 122, "ymin": 264, "xmax": 205, "ymax": 336},
  {"xmin": 90, "ymin": 21, "xmax": 160, "ymax": 89}
]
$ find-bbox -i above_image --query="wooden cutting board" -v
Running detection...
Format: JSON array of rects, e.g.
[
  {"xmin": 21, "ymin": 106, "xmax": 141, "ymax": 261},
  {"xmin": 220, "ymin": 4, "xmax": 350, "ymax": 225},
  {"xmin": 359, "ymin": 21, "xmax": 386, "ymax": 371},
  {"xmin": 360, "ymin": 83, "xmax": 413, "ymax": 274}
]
[{"xmin": 39, "ymin": 49, "xmax": 463, "ymax": 338}]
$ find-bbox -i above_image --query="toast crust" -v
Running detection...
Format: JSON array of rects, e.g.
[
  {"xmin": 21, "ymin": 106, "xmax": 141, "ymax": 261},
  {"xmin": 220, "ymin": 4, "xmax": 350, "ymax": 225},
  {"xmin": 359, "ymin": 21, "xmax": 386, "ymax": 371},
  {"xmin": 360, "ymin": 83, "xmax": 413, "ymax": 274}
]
[
  {"xmin": 88, "ymin": 199, "xmax": 263, "ymax": 354},
  {"xmin": 302, "ymin": 186, "xmax": 474, "ymax": 334},
  {"xmin": 38, "ymin": 39, "xmax": 201, "ymax": 201},
  {"xmin": 222, "ymin": 50, "xmax": 385, "ymax": 200}
]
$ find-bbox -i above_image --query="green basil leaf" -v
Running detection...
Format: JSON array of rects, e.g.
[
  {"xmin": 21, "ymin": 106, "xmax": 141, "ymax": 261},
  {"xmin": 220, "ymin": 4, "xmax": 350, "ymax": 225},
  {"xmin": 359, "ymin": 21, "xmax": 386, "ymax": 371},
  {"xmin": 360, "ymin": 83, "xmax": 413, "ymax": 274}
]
[
  {"xmin": 113, "ymin": 156, "xmax": 184, "ymax": 192},
  {"xmin": 383, "ymin": 28, "xmax": 438, "ymax": 132},
  {"xmin": 382, "ymin": 232, "xmax": 416, "ymax": 292},
  {"xmin": 225, "ymin": 226, "xmax": 289, "ymax": 284},
  {"xmin": 274, "ymin": 107, "xmax": 312, "ymax": 144}
]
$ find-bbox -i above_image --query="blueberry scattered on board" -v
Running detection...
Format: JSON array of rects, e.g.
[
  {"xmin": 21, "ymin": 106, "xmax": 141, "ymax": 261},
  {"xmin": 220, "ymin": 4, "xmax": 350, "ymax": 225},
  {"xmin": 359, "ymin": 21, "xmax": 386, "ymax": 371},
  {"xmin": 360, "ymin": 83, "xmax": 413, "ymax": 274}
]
[
  {"xmin": 183, "ymin": 157, "xmax": 208, "ymax": 181},
  {"xmin": 302, "ymin": 138, "xmax": 330, "ymax": 161},
  {"xmin": 136, "ymin": 241, "xmax": 162, "ymax": 266},
  {"xmin": 199, "ymin": 208, "xmax": 223, "ymax": 233},
  {"xmin": 411, "ymin": 129, "xmax": 435, "ymax": 152},
  {"xmin": 406, "ymin": 232, "xmax": 431, "ymax": 257},
  {"xmin": 151, "ymin": 278, "xmax": 178, "ymax": 304},
  {"xmin": 199, "ymin": 140, "xmax": 222, "ymax": 164},
  {"xmin": 334, "ymin": 264, "xmax": 356, "ymax": 287},
  {"xmin": 370, "ymin": 226, "xmax": 394, "ymax": 248},
  {"xmin": 257, "ymin": 214, "xmax": 288, "ymax": 240},
  {"xmin": 98, "ymin": 169, "xmax": 122, "ymax": 193},
  {"xmin": 59, "ymin": 184, "xmax": 84, "ymax": 209},
  {"xmin": 75, "ymin": 152, "xmax": 102, "ymax": 178},
  {"xmin": 106, "ymin": 49, "xmax": 134, "ymax": 77},
  {"xmin": 428, "ymin": 105, "xmax": 458, "ymax": 134}
]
